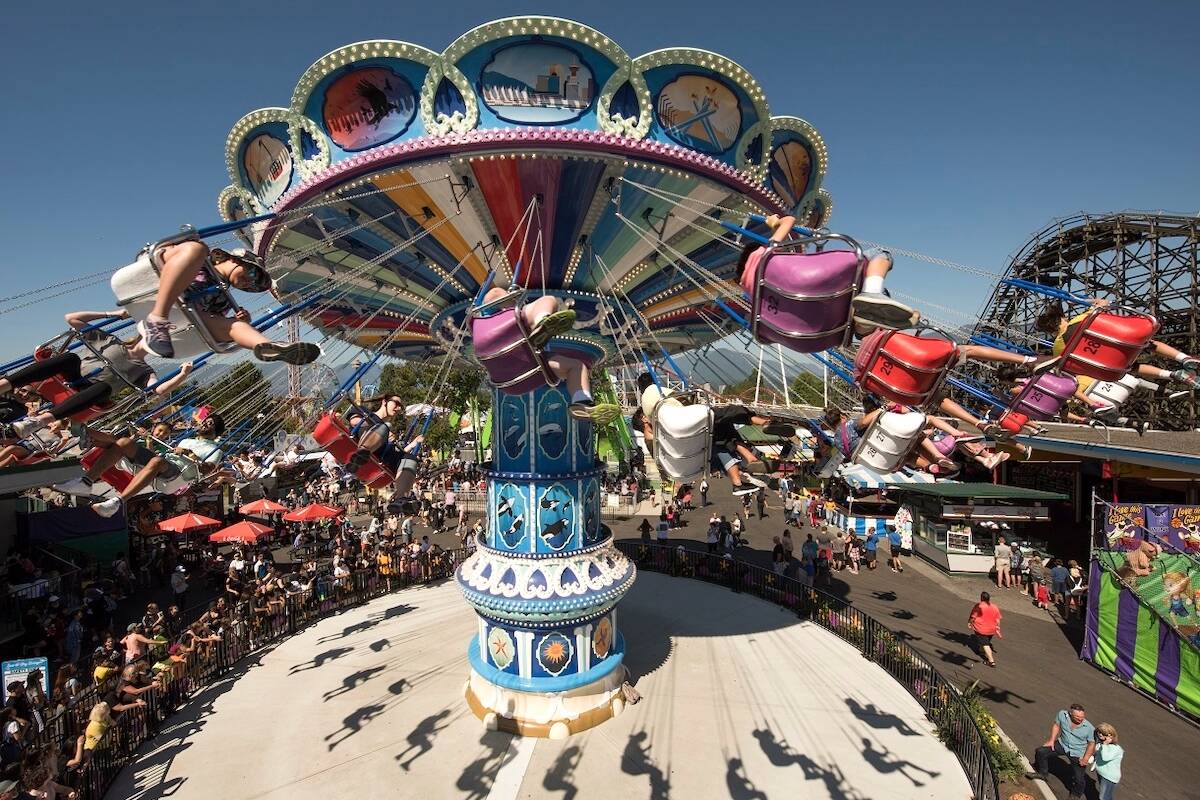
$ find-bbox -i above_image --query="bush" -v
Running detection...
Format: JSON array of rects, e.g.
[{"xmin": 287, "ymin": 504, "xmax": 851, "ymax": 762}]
[{"xmin": 955, "ymin": 685, "xmax": 1024, "ymax": 782}]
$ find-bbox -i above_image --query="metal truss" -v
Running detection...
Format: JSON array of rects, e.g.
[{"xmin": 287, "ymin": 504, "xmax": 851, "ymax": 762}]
[{"xmin": 972, "ymin": 211, "xmax": 1200, "ymax": 431}]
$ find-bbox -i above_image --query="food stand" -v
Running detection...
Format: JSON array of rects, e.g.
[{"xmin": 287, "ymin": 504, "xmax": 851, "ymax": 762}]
[
  {"xmin": 826, "ymin": 465, "xmax": 938, "ymax": 550},
  {"xmin": 893, "ymin": 484, "xmax": 1067, "ymax": 573}
]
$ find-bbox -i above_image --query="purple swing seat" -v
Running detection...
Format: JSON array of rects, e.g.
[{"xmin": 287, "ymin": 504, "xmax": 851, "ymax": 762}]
[
  {"xmin": 471, "ymin": 307, "xmax": 559, "ymax": 395},
  {"xmin": 1011, "ymin": 372, "xmax": 1078, "ymax": 421},
  {"xmin": 751, "ymin": 249, "xmax": 862, "ymax": 353}
]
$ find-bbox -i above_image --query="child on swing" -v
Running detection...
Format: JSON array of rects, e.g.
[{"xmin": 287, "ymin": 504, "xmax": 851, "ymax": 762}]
[
  {"xmin": 478, "ymin": 285, "xmax": 618, "ymax": 423},
  {"xmin": 136, "ymin": 240, "xmax": 320, "ymax": 365}
]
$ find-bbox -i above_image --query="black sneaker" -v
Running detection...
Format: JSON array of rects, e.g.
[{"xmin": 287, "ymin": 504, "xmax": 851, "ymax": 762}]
[
  {"xmin": 253, "ymin": 342, "xmax": 322, "ymax": 365},
  {"xmin": 762, "ymin": 421, "xmax": 796, "ymax": 437},
  {"xmin": 851, "ymin": 293, "xmax": 918, "ymax": 330}
]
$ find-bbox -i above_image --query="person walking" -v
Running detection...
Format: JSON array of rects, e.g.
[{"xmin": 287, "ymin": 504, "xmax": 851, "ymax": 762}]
[
  {"xmin": 699, "ymin": 478, "xmax": 709, "ymax": 507},
  {"xmin": 968, "ymin": 591, "xmax": 1002, "ymax": 667},
  {"xmin": 1032, "ymin": 703, "xmax": 1096, "ymax": 799},
  {"xmin": 830, "ymin": 528, "xmax": 846, "ymax": 571},
  {"xmin": 887, "ymin": 525, "xmax": 904, "ymax": 573},
  {"xmin": 1092, "ymin": 723, "xmax": 1123, "ymax": 800},
  {"xmin": 771, "ymin": 537, "xmax": 786, "ymax": 575},
  {"xmin": 638, "ymin": 517, "xmax": 653, "ymax": 545},
  {"xmin": 781, "ymin": 529, "xmax": 794, "ymax": 563},
  {"xmin": 170, "ymin": 566, "xmax": 189, "ymax": 610},
  {"xmin": 756, "ymin": 491, "xmax": 766, "ymax": 520},
  {"xmin": 994, "ymin": 536, "xmax": 1013, "ymax": 588},
  {"xmin": 656, "ymin": 512, "xmax": 670, "ymax": 545},
  {"xmin": 864, "ymin": 528, "xmax": 879, "ymax": 571}
]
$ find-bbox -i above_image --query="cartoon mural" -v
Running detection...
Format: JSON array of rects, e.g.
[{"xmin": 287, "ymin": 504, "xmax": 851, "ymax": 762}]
[
  {"xmin": 656, "ymin": 74, "xmax": 741, "ymax": 154},
  {"xmin": 322, "ymin": 66, "xmax": 417, "ymax": 150},
  {"xmin": 480, "ymin": 43, "xmax": 595, "ymax": 124}
]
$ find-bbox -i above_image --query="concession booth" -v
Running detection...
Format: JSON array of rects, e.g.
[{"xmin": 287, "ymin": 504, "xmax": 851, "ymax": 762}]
[{"xmin": 893, "ymin": 483, "xmax": 1067, "ymax": 573}]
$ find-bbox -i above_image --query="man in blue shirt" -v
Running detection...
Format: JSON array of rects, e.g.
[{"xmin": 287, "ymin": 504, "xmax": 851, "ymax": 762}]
[
  {"xmin": 1049, "ymin": 560, "xmax": 1070, "ymax": 605},
  {"xmin": 863, "ymin": 528, "xmax": 879, "ymax": 571},
  {"xmin": 1032, "ymin": 703, "xmax": 1096, "ymax": 798},
  {"xmin": 887, "ymin": 524, "xmax": 904, "ymax": 573}
]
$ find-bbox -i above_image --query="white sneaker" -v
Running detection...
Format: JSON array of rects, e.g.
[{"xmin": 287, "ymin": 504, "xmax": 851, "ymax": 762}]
[
  {"xmin": 53, "ymin": 477, "xmax": 95, "ymax": 497},
  {"xmin": 11, "ymin": 418, "xmax": 39, "ymax": 439},
  {"xmin": 92, "ymin": 497, "xmax": 122, "ymax": 518}
]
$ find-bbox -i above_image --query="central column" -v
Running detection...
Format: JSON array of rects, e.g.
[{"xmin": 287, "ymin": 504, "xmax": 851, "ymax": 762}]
[{"xmin": 456, "ymin": 380, "xmax": 636, "ymax": 738}]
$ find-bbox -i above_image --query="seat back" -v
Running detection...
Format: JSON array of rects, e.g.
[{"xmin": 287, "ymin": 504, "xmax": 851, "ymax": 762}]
[
  {"xmin": 1011, "ymin": 373, "xmax": 1078, "ymax": 421},
  {"xmin": 931, "ymin": 433, "xmax": 957, "ymax": 458},
  {"xmin": 80, "ymin": 447, "xmax": 133, "ymax": 492},
  {"xmin": 851, "ymin": 410, "xmax": 926, "ymax": 473},
  {"xmin": 998, "ymin": 409, "xmax": 1030, "ymax": 435},
  {"xmin": 111, "ymin": 250, "xmax": 241, "ymax": 360},
  {"xmin": 853, "ymin": 329, "xmax": 959, "ymax": 408},
  {"xmin": 1084, "ymin": 373, "xmax": 1139, "ymax": 409},
  {"xmin": 1059, "ymin": 309, "xmax": 1159, "ymax": 382},
  {"xmin": 312, "ymin": 413, "xmax": 358, "ymax": 463},
  {"xmin": 471, "ymin": 308, "xmax": 558, "ymax": 395},
  {"xmin": 652, "ymin": 399, "xmax": 712, "ymax": 481},
  {"xmin": 752, "ymin": 249, "xmax": 861, "ymax": 353}
]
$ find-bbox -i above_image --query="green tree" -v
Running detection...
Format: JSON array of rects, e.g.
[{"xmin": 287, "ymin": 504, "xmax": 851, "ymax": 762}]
[
  {"xmin": 788, "ymin": 371, "xmax": 826, "ymax": 407},
  {"xmin": 425, "ymin": 414, "xmax": 459, "ymax": 458}
]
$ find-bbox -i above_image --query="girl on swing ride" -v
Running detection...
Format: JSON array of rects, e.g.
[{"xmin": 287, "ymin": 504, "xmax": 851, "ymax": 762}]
[{"xmin": 129, "ymin": 240, "xmax": 319, "ymax": 365}]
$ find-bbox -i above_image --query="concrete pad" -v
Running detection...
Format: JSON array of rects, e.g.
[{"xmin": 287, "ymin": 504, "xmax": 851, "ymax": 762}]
[{"xmin": 110, "ymin": 574, "xmax": 971, "ymax": 800}]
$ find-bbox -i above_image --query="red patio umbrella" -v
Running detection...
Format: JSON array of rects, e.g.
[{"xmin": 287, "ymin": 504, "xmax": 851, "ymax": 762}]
[
  {"xmin": 209, "ymin": 520, "xmax": 274, "ymax": 544},
  {"xmin": 282, "ymin": 503, "xmax": 343, "ymax": 523},
  {"xmin": 158, "ymin": 512, "xmax": 222, "ymax": 534},
  {"xmin": 238, "ymin": 498, "xmax": 289, "ymax": 516}
]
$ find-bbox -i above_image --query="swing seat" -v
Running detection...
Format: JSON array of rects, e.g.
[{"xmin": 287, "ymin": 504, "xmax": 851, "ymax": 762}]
[
  {"xmin": 30, "ymin": 349, "xmax": 111, "ymax": 423},
  {"xmin": 851, "ymin": 410, "xmax": 927, "ymax": 473},
  {"xmin": 931, "ymin": 433, "xmax": 957, "ymax": 458},
  {"xmin": 1083, "ymin": 373, "xmax": 1141, "ymax": 410},
  {"xmin": 751, "ymin": 249, "xmax": 862, "ymax": 353},
  {"xmin": 111, "ymin": 249, "xmax": 242, "ymax": 360},
  {"xmin": 311, "ymin": 412, "xmax": 395, "ymax": 486},
  {"xmin": 1058, "ymin": 309, "xmax": 1159, "ymax": 382},
  {"xmin": 471, "ymin": 307, "xmax": 558, "ymax": 395},
  {"xmin": 998, "ymin": 409, "xmax": 1029, "ymax": 436},
  {"xmin": 80, "ymin": 447, "xmax": 133, "ymax": 493},
  {"xmin": 853, "ymin": 329, "xmax": 959, "ymax": 408},
  {"xmin": 1010, "ymin": 372, "xmax": 1078, "ymax": 421},
  {"xmin": 651, "ymin": 397, "xmax": 713, "ymax": 482}
]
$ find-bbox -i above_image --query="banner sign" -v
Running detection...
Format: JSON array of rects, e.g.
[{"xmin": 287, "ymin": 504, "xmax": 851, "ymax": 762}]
[
  {"xmin": 2, "ymin": 657, "xmax": 49, "ymax": 703},
  {"xmin": 1102, "ymin": 503, "xmax": 1200, "ymax": 554}
]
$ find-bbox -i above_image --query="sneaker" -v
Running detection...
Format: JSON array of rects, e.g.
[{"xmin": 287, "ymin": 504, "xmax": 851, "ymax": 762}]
[
  {"xmin": 54, "ymin": 477, "xmax": 95, "ymax": 497},
  {"xmin": 139, "ymin": 315, "xmax": 176, "ymax": 359},
  {"xmin": 568, "ymin": 401, "xmax": 619, "ymax": 425},
  {"xmin": 851, "ymin": 293, "xmax": 919, "ymax": 331},
  {"xmin": 528, "ymin": 310, "xmax": 577, "ymax": 349},
  {"xmin": 1179, "ymin": 356, "xmax": 1200, "ymax": 373},
  {"xmin": 253, "ymin": 342, "xmax": 322, "ymax": 365},
  {"xmin": 92, "ymin": 497, "xmax": 122, "ymax": 518},
  {"xmin": 10, "ymin": 417, "xmax": 38, "ymax": 439},
  {"xmin": 762, "ymin": 421, "xmax": 796, "ymax": 437},
  {"xmin": 1171, "ymin": 369, "xmax": 1200, "ymax": 389},
  {"xmin": 1030, "ymin": 356, "xmax": 1059, "ymax": 375}
]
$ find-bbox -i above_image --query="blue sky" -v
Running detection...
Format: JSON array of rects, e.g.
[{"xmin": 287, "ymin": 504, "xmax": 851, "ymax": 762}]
[{"xmin": 1, "ymin": 1, "xmax": 1196, "ymax": 365}]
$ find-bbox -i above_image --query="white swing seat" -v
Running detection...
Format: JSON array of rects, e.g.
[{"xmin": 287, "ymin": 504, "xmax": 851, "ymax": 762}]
[
  {"xmin": 652, "ymin": 398, "xmax": 713, "ymax": 482},
  {"xmin": 851, "ymin": 410, "xmax": 927, "ymax": 474},
  {"xmin": 111, "ymin": 248, "xmax": 242, "ymax": 360},
  {"xmin": 1082, "ymin": 373, "xmax": 1143, "ymax": 411}
]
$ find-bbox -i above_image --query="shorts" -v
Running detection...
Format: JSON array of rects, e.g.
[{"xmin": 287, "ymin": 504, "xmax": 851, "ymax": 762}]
[
  {"xmin": 865, "ymin": 549, "xmax": 877, "ymax": 562},
  {"xmin": 710, "ymin": 447, "xmax": 739, "ymax": 473},
  {"xmin": 890, "ymin": 545, "xmax": 900, "ymax": 557},
  {"xmin": 972, "ymin": 632, "xmax": 994, "ymax": 649}
]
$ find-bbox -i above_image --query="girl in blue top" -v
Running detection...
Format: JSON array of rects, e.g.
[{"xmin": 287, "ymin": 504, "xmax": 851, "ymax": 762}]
[{"xmin": 1091, "ymin": 722, "xmax": 1123, "ymax": 800}]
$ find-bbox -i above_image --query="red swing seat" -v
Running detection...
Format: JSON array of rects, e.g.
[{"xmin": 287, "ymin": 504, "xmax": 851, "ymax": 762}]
[
  {"xmin": 1057, "ymin": 309, "xmax": 1159, "ymax": 382},
  {"xmin": 311, "ymin": 412, "xmax": 394, "ymax": 489},
  {"xmin": 30, "ymin": 347, "xmax": 112, "ymax": 424},
  {"xmin": 80, "ymin": 447, "xmax": 134, "ymax": 493},
  {"xmin": 853, "ymin": 329, "xmax": 959, "ymax": 408}
]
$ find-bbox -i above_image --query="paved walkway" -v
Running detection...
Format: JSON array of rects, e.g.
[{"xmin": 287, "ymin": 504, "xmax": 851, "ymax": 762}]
[
  {"xmin": 627, "ymin": 487, "xmax": 1200, "ymax": 800},
  {"xmin": 110, "ymin": 573, "xmax": 969, "ymax": 800}
]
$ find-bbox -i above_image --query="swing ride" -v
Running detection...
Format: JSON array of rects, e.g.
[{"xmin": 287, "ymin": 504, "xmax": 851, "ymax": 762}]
[{"xmin": 1, "ymin": 16, "xmax": 1198, "ymax": 746}]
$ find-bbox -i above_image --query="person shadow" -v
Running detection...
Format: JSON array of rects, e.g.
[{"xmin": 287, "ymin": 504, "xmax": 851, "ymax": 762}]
[
  {"xmin": 751, "ymin": 728, "xmax": 804, "ymax": 767},
  {"xmin": 621, "ymin": 731, "xmax": 669, "ymax": 800},
  {"xmin": 322, "ymin": 666, "xmax": 385, "ymax": 702},
  {"xmin": 860, "ymin": 737, "xmax": 941, "ymax": 786},
  {"xmin": 289, "ymin": 646, "xmax": 352, "ymax": 674},
  {"xmin": 455, "ymin": 731, "xmax": 513, "ymax": 800},
  {"xmin": 542, "ymin": 745, "xmax": 582, "ymax": 800},
  {"xmin": 395, "ymin": 709, "xmax": 452, "ymax": 771},
  {"xmin": 323, "ymin": 703, "xmax": 387, "ymax": 751},
  {"xmin": 845, "ymin": 698, "xmax": 920, "ymax": 736},
  {"xmin": 725, "ymin": 758, "xmax": 768, "ymax": 800}
]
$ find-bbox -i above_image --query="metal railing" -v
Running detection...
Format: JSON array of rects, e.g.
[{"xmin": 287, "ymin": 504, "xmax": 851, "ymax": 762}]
[
  {"xmin": 17, "ymin": 547, "xmax": 471, "ymax": 799},
  {"xmin": 616, "ymin": 542, "xmax": 1001, "ymax": 800}
]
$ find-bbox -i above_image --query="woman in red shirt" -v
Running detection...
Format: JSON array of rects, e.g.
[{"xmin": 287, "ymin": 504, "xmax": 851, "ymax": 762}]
[{"xmin": 968, "ymin": 591, "xmax": 1003, "ymax": 667}]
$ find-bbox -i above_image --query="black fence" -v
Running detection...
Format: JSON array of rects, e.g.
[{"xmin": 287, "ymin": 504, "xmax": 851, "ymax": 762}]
[
  {"xmin": 19, "ymin": 547, "xmax": 471, "ymax": 799},
  {"xmin": 616, "ymin": 542, "xmax": 1001, "ymax": 800}
]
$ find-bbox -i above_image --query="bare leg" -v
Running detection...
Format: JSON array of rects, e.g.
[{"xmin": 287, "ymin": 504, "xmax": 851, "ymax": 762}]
[
  {"xmin": 152, "ymin": 242, "xmax": 210, "ymax": 319},
  {"xmin": 202, "ymin": 315, "xmax": 271, "ymax": 349},
  {"xmin": 88, "ymin": 436, "xmax": 139, "ymax": 478},
  {"xmin": 546, "ymin": 355, "xmax": 589, "ymax": 399},
  {"xmin": 520, "ymin": 295, "xmax": 560, "ymax": 328},
  {"xmin": 980, "ymin": 643, "xmax": 995, "ymax": 665},
  {"xmin": 959, "ymin": 344, "xmax": 1036, "ymax": 366},
  {"xmin": 938, "ymin": 397, "xmax": 987, "ymax": 429},
  {"xmin": 734, "ymin": 442, "xmax": 760, "ymax": 464}
]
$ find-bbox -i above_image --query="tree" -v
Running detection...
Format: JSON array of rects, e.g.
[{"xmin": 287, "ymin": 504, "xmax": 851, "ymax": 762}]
[
  {"xmin": 424, "ymin": 415, "xmax": 458, "ymax": 458},
  {"xmin": 788, "ymin": 371, "xmax": 826, "ymax": 407}
]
